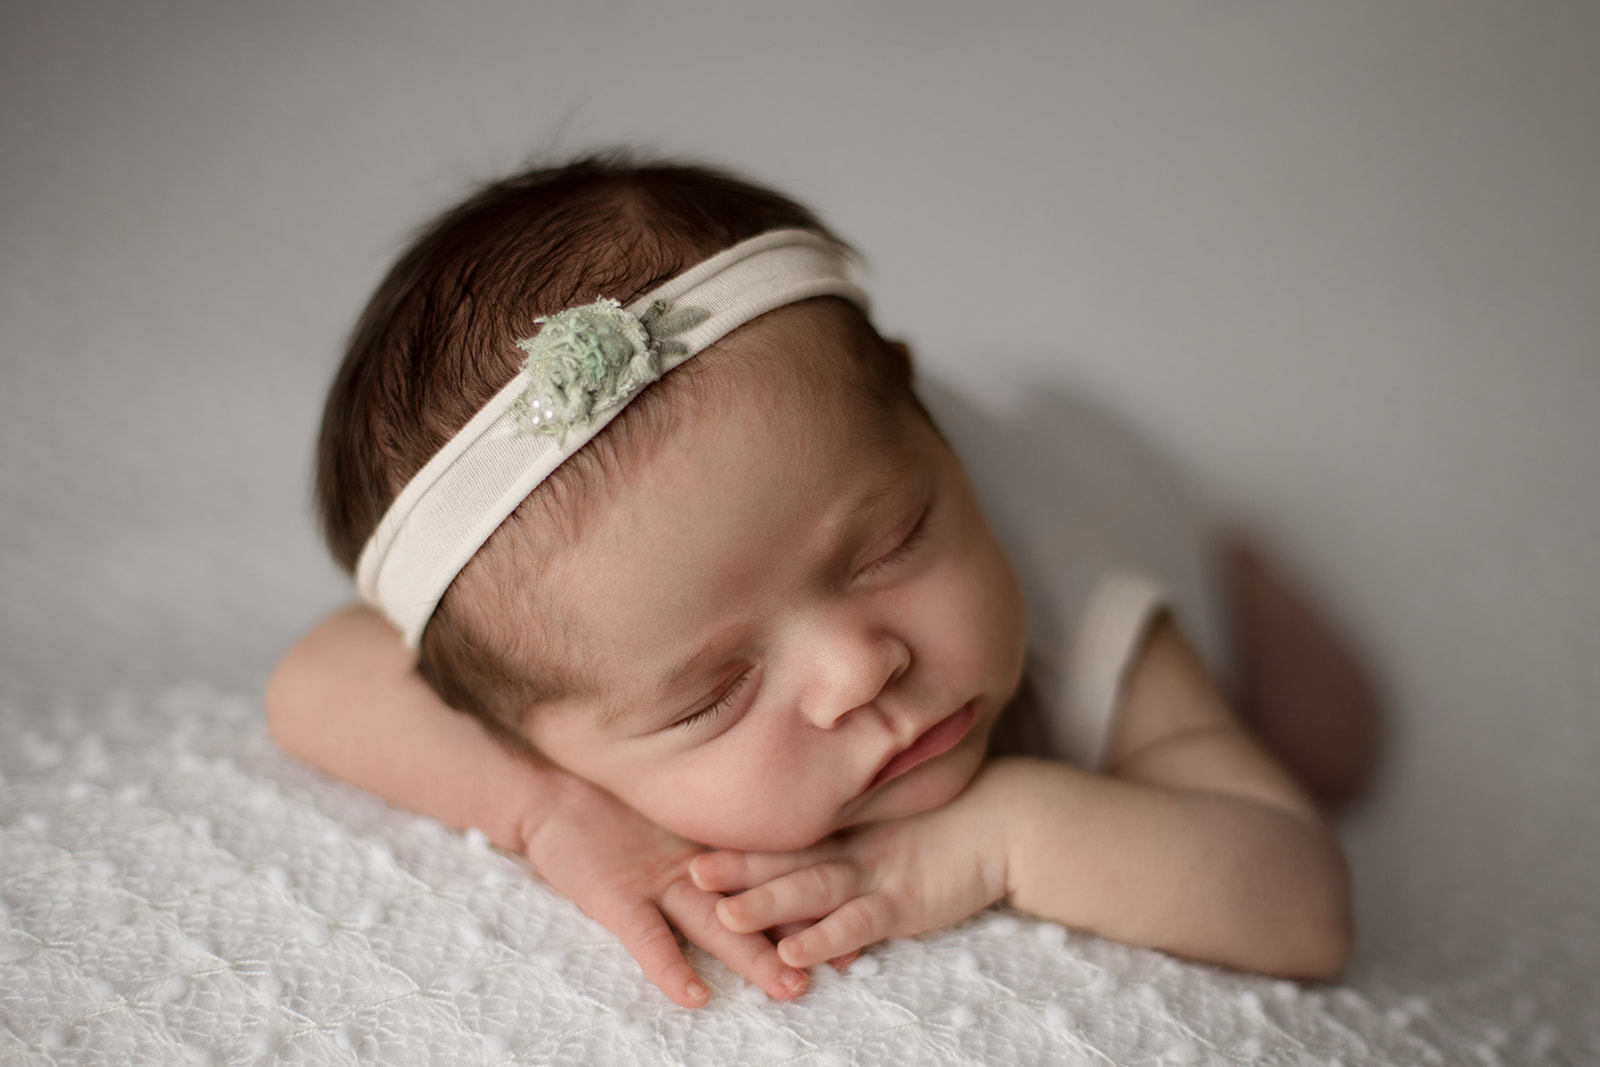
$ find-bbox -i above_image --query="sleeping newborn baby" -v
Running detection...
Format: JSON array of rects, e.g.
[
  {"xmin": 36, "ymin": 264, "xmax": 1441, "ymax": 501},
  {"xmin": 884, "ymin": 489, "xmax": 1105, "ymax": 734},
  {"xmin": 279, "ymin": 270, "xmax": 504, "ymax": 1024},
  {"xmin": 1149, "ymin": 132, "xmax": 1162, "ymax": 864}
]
[{"xmin": 269, "ymin": 153, "xmax": 1376, "ymax": 1006}]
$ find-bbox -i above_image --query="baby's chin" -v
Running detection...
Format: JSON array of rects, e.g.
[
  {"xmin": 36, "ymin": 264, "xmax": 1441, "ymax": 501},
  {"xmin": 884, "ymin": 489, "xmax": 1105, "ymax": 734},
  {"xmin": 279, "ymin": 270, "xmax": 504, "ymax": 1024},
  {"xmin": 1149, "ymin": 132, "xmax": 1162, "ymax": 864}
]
[{"xmin": 681, "ymin": 819, "xmax": 837, "ymax": 855}]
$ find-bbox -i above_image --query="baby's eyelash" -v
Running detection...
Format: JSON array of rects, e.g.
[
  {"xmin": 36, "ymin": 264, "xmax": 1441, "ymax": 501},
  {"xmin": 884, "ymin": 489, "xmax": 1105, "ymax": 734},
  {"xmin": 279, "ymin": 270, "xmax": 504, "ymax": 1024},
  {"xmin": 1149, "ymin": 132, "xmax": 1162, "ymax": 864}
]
[
  {"xmin": 860, "ymin": 505, "xmax": 933, "ymax": 576},
  {"xmin": 674, "ymin": 671, "xmax": 752, "ymax": 730}
]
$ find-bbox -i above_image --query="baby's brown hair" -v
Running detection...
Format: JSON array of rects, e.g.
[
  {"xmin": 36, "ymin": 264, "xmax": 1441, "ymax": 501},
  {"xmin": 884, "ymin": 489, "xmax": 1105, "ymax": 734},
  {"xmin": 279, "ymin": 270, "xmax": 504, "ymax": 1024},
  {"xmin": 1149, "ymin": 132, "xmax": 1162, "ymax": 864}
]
[{"xmin": 316, "ymin": 153, "xmax": 914, "ymax": 752}]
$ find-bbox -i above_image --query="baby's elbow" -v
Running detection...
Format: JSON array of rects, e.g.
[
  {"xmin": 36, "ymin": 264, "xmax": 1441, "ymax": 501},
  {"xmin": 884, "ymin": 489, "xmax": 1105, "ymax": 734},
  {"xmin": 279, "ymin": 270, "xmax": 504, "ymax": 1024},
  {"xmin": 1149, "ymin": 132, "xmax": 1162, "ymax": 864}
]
[
  {"xmin": 1285, "ymin": 896, "xmax": 1354, "ymax": 981},
  {"xmin": 264, "ymin": 646, "xmax": 307, "ymax": 754},
  {"xmin": 1271, "ymin": 833, "xmax": 1355, "ymax": 981},
  {"xmin": 265, "ymin": 605, "xmax": 380, "ymax": 756},
  {"xmin": 264, "ymin": 628, "xmax": 329, "ymax": 760}
]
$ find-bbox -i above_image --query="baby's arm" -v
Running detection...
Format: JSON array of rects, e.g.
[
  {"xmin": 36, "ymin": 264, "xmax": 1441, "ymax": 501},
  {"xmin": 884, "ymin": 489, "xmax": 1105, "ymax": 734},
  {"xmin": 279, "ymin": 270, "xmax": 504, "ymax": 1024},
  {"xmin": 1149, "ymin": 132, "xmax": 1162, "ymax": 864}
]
[
  {"xmin": 266, "ymin": 606, "xmax": 808, "ymax": 1006},
  {"xmin": 996, "ymin": 615, "xmax": 1350, "ymax": 976},
  {"xmin": 695, "ymin": 618, "xmax": 1350, "ymax": 979}
]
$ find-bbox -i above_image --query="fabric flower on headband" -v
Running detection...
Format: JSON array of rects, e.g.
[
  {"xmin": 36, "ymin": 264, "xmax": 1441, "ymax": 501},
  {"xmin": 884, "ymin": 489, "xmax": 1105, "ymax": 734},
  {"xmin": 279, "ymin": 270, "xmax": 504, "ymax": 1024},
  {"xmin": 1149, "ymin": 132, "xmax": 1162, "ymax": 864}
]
[{"xmin": 512, "ymin": 298, "xmax": 708, "ymax": 443}]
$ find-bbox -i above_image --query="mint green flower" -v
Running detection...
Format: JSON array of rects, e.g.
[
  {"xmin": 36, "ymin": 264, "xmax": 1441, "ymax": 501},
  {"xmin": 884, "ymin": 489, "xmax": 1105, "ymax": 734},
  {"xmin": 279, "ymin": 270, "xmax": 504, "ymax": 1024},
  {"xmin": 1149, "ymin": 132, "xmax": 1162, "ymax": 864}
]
[{"xmin": 512, "ymin": 298, "xmax": 706, "ymax": 443}]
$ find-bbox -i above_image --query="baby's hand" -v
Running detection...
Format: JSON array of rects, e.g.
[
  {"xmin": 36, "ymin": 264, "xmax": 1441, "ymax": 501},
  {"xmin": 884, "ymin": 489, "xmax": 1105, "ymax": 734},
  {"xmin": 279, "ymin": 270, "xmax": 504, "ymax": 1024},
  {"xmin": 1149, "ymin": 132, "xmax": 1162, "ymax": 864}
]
[
  {"xmin": 522, "ymin": 774, "xmax": 808, "ymax": 1006},
  {"xmin": 689, "ymin": 768, "xmax": 1012, "ymax": 969}
]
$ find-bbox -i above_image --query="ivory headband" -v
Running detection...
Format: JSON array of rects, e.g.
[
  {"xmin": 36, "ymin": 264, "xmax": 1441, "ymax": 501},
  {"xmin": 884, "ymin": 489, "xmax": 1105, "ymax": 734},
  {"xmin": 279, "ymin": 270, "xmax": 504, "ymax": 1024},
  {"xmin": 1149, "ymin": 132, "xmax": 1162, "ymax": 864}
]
[{"xmin": 356, "ymin": 228, "xmax": 871, "ymax": 646}]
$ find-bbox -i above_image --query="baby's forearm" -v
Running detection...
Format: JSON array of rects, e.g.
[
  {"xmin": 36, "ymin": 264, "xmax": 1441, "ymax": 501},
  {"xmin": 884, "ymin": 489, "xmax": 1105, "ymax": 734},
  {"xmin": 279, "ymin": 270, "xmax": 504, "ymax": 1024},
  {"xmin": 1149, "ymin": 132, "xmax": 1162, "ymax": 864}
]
[
  {"xmin": 988, "ymin": 756, "xmax": 1351, "ymax": 979},
  {"xmin": 266, "ymin": 605, "xmax": 557, "ymax": 853}
]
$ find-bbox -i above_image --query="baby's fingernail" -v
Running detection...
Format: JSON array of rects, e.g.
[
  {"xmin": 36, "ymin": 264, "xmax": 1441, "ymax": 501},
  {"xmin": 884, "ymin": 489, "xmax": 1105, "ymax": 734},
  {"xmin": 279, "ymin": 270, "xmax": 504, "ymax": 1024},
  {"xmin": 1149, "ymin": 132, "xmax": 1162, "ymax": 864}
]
[
  {"xmin": 779, "ymin": 968, "xmax": 807, "ymax": 995},
  {"xmin": 715, "ymin": 899, "xmax": 737, "ymax": 925},
  {"xmin": 778, "ymin": 937, "xmax": 804, "ymax": 966},
  {"xmin": 685, "ymin": 980, "xmax": 709, "ymax": 1003},
  {"xmin": 687, "ymin": 857, "xmax": 707, "ymax": 886}
]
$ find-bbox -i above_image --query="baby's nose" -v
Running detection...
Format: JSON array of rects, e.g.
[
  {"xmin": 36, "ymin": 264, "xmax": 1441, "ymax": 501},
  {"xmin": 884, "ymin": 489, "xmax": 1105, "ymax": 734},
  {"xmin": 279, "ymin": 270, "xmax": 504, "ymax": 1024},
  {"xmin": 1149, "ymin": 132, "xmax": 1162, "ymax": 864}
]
[{"xmin": 800, "ymin": 618, "xmax": 911, "ymax": 729}]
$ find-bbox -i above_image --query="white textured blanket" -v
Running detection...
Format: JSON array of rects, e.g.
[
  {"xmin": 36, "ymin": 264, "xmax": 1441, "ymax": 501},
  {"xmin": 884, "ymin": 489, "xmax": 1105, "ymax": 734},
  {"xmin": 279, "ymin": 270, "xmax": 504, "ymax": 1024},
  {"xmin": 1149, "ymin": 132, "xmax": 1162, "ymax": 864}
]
[{"xmin": 1, "ymin": 685, "xmax": 1510, "ymax": 1066}]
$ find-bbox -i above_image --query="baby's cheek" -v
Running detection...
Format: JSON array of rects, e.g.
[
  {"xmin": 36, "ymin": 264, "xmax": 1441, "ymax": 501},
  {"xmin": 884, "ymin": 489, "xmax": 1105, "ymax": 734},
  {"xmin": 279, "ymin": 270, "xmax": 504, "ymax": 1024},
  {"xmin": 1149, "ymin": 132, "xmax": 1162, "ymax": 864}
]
[
  {"xmin": 630, "ymin": 761, "xmax": 797, "ymax": 851},
  {"xmin": 932, "ymin": 557, "xmax": 1022, "ymax": 671},
  {"xmin": 965, "ymin": 548, "xmax": 1027, "ymax": 676}
]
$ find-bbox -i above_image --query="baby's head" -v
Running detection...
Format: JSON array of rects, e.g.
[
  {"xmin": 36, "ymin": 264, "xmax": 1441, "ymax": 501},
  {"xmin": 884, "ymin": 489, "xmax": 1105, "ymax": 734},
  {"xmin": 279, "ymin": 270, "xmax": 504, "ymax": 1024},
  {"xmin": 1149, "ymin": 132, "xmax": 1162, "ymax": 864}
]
[{"xmin": 318, "ymin": 155, "xmax": 1026, "ymax": 849}]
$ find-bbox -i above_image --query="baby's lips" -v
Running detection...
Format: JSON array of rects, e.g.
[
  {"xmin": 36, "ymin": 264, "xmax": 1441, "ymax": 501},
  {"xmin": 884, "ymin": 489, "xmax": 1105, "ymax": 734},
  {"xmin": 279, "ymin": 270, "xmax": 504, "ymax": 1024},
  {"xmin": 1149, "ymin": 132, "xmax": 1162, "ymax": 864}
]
[{"xmin": 868, "ymin": 702, "xmax": 976, "ymax": 790}]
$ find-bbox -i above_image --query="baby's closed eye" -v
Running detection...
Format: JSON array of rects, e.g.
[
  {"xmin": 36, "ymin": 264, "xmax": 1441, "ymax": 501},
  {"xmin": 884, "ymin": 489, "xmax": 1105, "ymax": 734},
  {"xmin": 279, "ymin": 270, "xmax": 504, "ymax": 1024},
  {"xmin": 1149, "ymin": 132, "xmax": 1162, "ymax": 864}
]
[
  {"xmin": 856, "ymin": 501, "xmax": 934, "ymax": 581},
  {"xmin": 671, "ymin": 669, "xmax": 755, "ymax": 731}
]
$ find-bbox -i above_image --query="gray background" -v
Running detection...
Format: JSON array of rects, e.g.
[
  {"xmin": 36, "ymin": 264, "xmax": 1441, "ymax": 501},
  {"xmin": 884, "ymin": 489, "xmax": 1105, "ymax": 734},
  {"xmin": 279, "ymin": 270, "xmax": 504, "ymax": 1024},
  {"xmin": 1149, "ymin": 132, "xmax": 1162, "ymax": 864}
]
[{"xmin": 4, "ymin": 0, "xmax": 1597, "ymax": 1053}]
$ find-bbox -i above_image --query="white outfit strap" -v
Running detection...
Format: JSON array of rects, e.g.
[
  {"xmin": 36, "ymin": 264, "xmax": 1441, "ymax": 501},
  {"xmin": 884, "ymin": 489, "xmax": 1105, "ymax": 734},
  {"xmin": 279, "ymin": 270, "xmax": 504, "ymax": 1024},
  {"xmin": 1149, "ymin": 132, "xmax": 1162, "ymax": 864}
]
[
  {"xmin": 356, "ymin": 229, "xmax": 869, "ymax": 645},
  {"xmin": 1064, "ymin": 570, "xmax": 1170, "ymax": 767}
]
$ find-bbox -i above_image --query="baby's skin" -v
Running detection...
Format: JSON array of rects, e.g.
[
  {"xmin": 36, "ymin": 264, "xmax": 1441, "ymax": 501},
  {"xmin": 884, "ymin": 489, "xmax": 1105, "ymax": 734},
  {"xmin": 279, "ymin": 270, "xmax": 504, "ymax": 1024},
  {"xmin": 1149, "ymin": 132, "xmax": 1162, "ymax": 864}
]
[{"xmin": 270, "ymin": 304, "xmax": 1358, "ymax": 1006}]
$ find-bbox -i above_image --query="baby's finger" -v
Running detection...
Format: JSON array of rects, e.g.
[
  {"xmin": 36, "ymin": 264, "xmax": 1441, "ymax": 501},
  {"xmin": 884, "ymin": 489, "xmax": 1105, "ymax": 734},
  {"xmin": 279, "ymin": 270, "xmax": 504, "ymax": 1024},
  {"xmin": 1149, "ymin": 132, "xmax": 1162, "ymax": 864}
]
[
  {"xmin": 690, "ymin": 847, "xmax": 828, "ymax": 894},
  {"xmin": 598, "ymin": 898, "xmax": 714, "ymax": 1009},
  {"xmin": 660, "ymin": 879, "xmax": 809, "ymax": 1003},
  {"xmin": 766, "ymin": 921, "xmax": 856, "ymax": 969},
  {"xmin": 715, "ymin": 861, "xmax": 863, "ymax": 935},
  {"xmin": 777, "ymin": 893, "xmax": 898, "ymax": 970}
]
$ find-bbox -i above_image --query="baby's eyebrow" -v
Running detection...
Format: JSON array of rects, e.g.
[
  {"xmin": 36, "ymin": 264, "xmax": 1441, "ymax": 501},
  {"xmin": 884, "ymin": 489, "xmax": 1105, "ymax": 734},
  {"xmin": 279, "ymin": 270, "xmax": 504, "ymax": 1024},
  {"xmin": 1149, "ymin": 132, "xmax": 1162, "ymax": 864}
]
[
  {"xmin": 658, "ymin": 642, "xmax": 738, "ymax": 708},
  {"xmin": 831, "ymin": 441, "xmax": 923, "ymax": 533},
  {"xmin": 842, "ymin": 475, "xmax": 902, "ymax": 526}
]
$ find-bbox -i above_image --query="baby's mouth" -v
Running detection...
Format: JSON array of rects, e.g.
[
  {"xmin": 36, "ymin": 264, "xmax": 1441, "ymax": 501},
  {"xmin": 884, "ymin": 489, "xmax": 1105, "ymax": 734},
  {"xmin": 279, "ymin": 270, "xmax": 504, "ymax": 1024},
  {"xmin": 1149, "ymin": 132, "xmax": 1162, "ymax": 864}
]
[{"xmin": 869, "ymin": 703, "xmax": 976, "ymax": 790}]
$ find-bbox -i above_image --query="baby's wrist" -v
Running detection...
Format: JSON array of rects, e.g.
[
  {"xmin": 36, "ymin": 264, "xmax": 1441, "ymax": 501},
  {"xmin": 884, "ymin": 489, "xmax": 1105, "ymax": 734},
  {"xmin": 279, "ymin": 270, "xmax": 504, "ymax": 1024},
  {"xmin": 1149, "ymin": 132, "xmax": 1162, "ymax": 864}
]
[
  {"xmin": 970, "ymin": 757, "xmax": 1055, "ymax": 901},
  {"xmin": 512, "ymin": 759, "xmax": 599, "ymax": 859}
]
